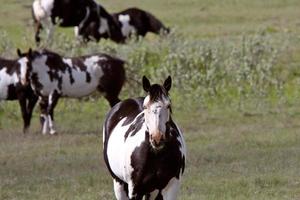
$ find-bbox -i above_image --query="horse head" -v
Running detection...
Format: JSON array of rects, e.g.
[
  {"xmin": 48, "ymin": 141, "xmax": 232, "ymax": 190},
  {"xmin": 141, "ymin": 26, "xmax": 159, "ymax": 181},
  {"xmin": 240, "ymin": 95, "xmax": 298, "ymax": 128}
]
[
  {"xmin": 142, "ymin": 76, "xmax": 172, "ymax": 150},
  {"xmin": 17, "ymin": 48, "xmax": 34, "ymax": 86}
]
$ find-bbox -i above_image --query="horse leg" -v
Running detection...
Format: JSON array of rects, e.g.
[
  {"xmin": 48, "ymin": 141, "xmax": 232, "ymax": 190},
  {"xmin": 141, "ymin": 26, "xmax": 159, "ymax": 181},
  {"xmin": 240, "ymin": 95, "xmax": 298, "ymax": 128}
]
[
  {"xmin": 145, "ymin": 191, "xmax": 160, "ymax": 200},
  {"xmin": 160, "ymin": 177, "xmax": 180, "ymax": 200},
  {"xmin": 113, "ymin": 179, "xmax": 129, "ymax": 200},
  {"xmin": 34, "ymin": 21, "xmax": 43, "ymax": 45},
  {"xmin": 18, "ymin": 96, "xmax": 29, "ymax": 134},
  {"xmin": 24, "ymin": 94, "xmax": 38, "ymax": 133},
  {"xmin": 39, "ymin": 97, "xmax": 49, "ymax": 134},
  {"xmin": 47, "ymin": 91, "xmax": 60, "ymax": 135}
]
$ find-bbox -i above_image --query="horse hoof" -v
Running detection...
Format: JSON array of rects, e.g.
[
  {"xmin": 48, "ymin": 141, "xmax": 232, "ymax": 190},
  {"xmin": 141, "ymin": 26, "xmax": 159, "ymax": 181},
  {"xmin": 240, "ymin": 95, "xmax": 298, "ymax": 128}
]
[{"xmin": 50, "ymin": 130, "xmax": 57, "ymax": 135}]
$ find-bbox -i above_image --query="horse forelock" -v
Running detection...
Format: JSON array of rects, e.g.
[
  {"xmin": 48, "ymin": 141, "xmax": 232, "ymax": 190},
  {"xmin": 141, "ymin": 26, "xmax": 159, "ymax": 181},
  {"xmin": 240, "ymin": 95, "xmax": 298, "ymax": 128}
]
[{"xmin": 148, "ymin": 84, "xmax": 169, "ymax": 103}]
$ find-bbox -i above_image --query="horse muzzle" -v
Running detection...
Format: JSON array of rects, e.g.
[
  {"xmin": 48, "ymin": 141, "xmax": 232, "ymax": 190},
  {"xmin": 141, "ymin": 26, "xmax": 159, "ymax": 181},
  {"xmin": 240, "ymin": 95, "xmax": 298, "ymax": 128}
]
[
  {"xmin": 150, "ymin": 131, "xmax": 165, "ymax": 149},
  {"xmin": 20, "ymin": 78, "xmax": 29, "ymax": 86}
]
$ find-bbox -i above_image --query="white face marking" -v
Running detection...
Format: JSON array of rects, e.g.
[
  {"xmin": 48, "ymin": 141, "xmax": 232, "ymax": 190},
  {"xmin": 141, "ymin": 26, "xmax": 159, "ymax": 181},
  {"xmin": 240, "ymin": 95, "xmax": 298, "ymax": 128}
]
[
  {"xmin": 18, "ymin": 57, "xmax": 29, "ymax": 86},
  {"xmin": 0, "ymin": 68, "xmax": 18, "ymax": 100},
  {"xmin": 118, "ymin": 14, "xmax": 135, "ymax": 37},
  {"xmin": 98, "ymin": 17, "xmax": 109, "ymax": 34},
  {"xmin": 143, "ymin": 95, "xmax": 171, "ymax": 149}
]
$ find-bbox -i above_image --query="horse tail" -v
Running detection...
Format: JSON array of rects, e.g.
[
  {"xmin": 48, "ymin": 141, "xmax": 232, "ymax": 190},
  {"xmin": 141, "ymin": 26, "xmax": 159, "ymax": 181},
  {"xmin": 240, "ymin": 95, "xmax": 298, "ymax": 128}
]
[{"xmin": 143, "ymin": 9, "xmax": 170, "ymax": 35}]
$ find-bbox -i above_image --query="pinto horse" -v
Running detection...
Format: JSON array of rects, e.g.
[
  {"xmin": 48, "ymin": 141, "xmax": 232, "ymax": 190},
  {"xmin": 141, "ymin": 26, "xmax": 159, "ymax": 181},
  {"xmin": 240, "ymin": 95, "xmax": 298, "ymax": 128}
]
[
  {"xmin": 103, "ymin": 76, "xmax": 186, "ymax": 200},
  {"xmin": 0, "ymin": 51, "xmax": 38, "ymax": 133},
  {"xmin": 18, "ymin": 48, "xmax": 125, "ymax": 135},
  {"xmin": 112, "ymin": 7, "xmax": 170, "ymax": 39},
  {"xmin": 32, "ymin": 0, "xmax": 124, "ymax": 44}
]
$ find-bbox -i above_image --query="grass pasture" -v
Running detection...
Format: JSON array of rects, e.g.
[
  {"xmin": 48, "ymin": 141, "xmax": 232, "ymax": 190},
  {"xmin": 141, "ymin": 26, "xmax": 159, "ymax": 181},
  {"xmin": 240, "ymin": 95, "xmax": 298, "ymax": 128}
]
[{"xmin": 1, "ymin": 0, "xmax": 300, "ymax": 199}]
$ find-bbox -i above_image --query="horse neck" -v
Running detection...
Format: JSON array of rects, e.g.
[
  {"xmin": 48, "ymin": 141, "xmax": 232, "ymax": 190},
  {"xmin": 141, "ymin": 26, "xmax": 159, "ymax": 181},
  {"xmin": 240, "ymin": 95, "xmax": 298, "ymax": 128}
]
[{"xmin": 0, "ymin": 58, "xmax": 18, "ymax": 72}]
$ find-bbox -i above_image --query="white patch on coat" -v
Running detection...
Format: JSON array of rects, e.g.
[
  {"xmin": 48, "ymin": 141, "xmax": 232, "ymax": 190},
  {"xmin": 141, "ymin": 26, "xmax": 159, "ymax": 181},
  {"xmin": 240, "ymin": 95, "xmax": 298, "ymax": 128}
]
[
  {"xmin": 0, "ymin": 68, "xmax": 17, "ymax": 100},
  {"xmin": 106, "ymin": 112, "xmax": 147, "ymax": 185},
  {"xmin": 173, "ymin": 122, "xmax": 187, "ymax": 169},
  {"xmin": 32, "ymin": 0, "xmax": 54, "ymax": 20},
  {"xmin": 62, "ymin": 58, "xmax": 72, "ymax": 66},
  {"xmin": 31, "ymin": 55, "xmax": 106, "ymax": 98},
  {"xmin": 31, "ymin": 55, "xmax": 59, "ymax": 96},
  {"xmin": 113, "ymin": 179, "xmax": 129, "ymax": 200},
  {"xmin": 118, "ymin": 14, "xmax": 135, "ymax": 37},
  {"xmin": 161, "ymin": 177, "xmax": 181, "ymax": 200},
  {"xmin": 98, "ymin": 17, "xmax": 109, "ymax": 34}
]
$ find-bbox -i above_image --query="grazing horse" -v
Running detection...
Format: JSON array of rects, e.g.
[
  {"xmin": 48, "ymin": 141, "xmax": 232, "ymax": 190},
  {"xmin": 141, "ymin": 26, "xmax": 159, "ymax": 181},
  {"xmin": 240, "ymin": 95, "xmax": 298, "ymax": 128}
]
[
  {"xmin": 18, "ymin": 48, "xmax": 125, "ymax": 135},
  {"xmin": 112, "ymin": 7, "xmax": 170, "ymax": 39},
  {"xmin": 32, "ymin": 0, "xmax": 124, "ymax": 44},
  {"xmin": 103, "ymin": 76, "xmax": 186, "ymax": 200},
  {"xmin": 0, "ymin": 51, "xmax": 38, "ymax": 133}
]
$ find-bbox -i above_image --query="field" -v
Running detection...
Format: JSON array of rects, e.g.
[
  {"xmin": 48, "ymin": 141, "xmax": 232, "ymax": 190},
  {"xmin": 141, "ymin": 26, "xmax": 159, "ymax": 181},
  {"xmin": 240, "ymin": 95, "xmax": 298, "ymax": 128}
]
[{"xmin": 1, "ymin": 0, "xmax": 300, "ymax": 199}]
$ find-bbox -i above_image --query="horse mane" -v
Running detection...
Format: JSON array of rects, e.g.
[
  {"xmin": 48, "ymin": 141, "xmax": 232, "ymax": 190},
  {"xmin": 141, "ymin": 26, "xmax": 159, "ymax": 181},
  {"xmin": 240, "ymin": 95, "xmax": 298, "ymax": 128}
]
[{"xmin": 40, "ymin": 49, "xmax": 62, "ymax": 57}]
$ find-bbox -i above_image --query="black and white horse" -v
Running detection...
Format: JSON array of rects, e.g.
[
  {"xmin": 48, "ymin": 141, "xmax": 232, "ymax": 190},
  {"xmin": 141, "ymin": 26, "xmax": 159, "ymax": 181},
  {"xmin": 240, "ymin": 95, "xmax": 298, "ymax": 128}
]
[
  {"xmin": 103, "ymin": 76, "xmax": 186, "ymax": 199},
  {"xmin": 0, "ymin": 51, "xmax": 38, "ymax": 133},
  {"xmin": 32, "ymin": 0, "xmax": 124, "ymax": 44},
  {"xmin": 18, "ymin": 48, "xmax": 125, "ymax": 135},
  {"xmin": 112, "ymin": 7, "xmax": 170, "ymax": 39}
]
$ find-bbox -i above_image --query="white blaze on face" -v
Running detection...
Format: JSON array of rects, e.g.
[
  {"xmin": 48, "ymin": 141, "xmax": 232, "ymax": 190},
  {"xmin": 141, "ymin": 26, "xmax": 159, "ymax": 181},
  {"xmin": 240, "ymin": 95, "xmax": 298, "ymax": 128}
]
[
  {"xmin": 118, "ymin": 14, "xmax": 135, "ymax": 37},
  {"xmin": 143, "ymin": 95, "xmax": 171, "ymax": 147},
  {"xmin": 18, "ymin": 57, "xmax": 29, "ymax": 86},
  {"xmin": 98, "ymin": 17, "xmax": 109, "ymax": 34}
]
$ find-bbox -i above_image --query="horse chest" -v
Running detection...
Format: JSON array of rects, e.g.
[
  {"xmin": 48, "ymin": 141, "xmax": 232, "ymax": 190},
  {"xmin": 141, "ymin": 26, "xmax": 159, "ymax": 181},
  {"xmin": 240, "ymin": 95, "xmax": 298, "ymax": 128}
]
[{"xmin": 130, "ymin": 142, "xmax": 183, "ymax": 188}]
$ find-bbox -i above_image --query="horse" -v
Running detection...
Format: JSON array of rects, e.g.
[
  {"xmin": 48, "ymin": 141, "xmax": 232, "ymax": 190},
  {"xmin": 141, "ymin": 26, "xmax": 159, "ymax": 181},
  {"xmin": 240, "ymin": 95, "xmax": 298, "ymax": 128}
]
[
  {"xmin": 32, "ymin": 0, "xmax": 124, "ymax": 44},
  {"xmin": 18, "ymin": 48, "xmax": 126, "ymax": 135},
  {"xmin": 0, "ymin": 50, "xmax": 38, "ymax": 133},
  {"xmin": 103, "ymin": 76, "xmax": 186, "ymax": 200},
  {"xmin": 112, "ymin": 7, "xmax": 170, "ymax": 39}
]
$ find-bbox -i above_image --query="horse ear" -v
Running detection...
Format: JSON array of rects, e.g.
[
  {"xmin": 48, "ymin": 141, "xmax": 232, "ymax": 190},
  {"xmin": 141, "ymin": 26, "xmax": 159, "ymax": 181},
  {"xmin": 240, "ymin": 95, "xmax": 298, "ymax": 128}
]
[
  {"xmin": 17, "ymin": 49, "xmax": 22, "ymax": 57},
  {"xmin": 27, "ymin": 48, "xmax": 33, "ymax": 59},
  {"xmin": 163, "ymin": 76, "xmax": 172, "ymax": 92},
  {"xmin": 142, "ymin": 76, "xmax": 151, "ymax": 92}
]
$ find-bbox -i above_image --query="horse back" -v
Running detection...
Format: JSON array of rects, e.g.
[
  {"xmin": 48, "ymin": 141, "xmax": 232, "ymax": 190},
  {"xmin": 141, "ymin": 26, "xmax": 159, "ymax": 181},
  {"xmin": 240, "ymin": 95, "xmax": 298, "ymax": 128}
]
[{"xmin": 104, "ymin": 97, "xmax": 144, "ymax": 140}]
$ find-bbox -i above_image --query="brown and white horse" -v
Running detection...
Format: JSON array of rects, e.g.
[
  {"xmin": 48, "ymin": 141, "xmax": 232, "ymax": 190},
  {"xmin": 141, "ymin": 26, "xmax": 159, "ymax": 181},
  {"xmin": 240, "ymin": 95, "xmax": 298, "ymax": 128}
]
[
  {"xmin": 0, "ymin": 51, "xmax": 38, "ymax": 133},
  {"xmin": 112, "ymin": 7, "xmax": 170, "ymax": 39},
  {"xmin": 103, "ymin": 76, "xmax": 186, "ymax": 200},
  {"xmin": 32, "ymin": 0, "xmax": 124, "ymax": 44},
  {"xmin": 18, "ymin": 48, "xmax": 125, "ymax": 135}
]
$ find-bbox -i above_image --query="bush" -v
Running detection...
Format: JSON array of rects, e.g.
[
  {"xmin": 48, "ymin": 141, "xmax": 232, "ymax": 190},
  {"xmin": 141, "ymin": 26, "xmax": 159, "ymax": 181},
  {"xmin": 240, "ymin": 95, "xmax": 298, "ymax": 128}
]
[{"xmin": 0, "ymin": 29, "xmax": 291, "ymax": 110}]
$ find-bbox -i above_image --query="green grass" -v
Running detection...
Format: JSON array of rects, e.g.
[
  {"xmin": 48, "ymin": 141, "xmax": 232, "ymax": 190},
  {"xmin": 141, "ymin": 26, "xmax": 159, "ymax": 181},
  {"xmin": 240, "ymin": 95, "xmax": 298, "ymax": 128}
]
[{"xmin": 1, "ymin": 0, "xmax": 300, "ymax": 199}]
